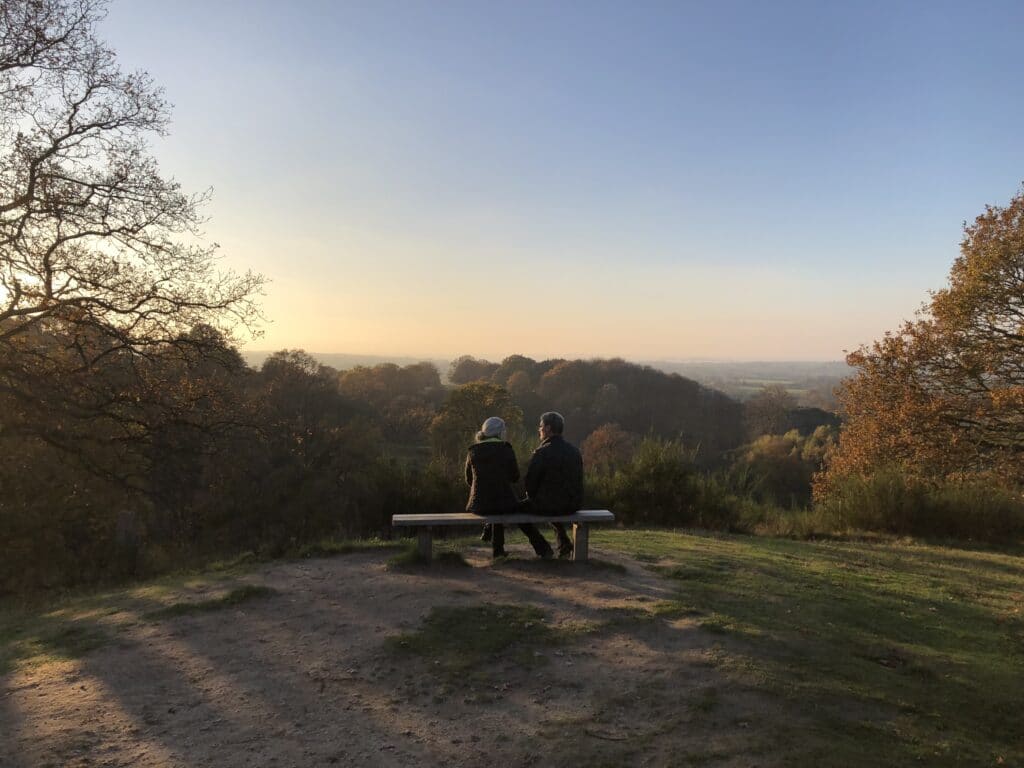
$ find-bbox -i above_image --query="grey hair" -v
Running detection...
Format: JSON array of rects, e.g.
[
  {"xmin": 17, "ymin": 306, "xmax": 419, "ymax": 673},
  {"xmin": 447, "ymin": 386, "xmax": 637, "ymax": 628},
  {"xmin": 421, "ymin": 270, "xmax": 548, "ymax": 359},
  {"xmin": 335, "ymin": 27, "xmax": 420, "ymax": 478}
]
[
  {"xmin": 539, "ymin": 411, "xmax": 565, "ymax": 434},
  {"xmin": 477, "ymin": 416, "xmax": 506, "ymax": 441}
]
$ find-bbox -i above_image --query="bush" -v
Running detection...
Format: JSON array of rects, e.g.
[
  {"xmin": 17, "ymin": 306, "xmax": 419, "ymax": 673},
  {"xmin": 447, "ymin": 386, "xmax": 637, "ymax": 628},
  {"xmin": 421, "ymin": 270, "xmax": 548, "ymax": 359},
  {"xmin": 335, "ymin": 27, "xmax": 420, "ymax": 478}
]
[
  {"xmin": 818, "ymin": 469, "xmax": 1024, "ymax": 541},
  {"xmin": 587, "ymin": 438, "xmax": 742, "ymax": 530}
]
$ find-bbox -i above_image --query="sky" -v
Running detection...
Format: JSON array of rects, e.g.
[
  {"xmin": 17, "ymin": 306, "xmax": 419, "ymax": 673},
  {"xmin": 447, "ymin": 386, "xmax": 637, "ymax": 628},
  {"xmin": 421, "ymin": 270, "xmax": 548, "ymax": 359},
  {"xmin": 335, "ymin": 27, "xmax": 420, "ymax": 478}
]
[{"xmin": 100, "ymin": 0, "xmax": 1024, "ymax": 361}]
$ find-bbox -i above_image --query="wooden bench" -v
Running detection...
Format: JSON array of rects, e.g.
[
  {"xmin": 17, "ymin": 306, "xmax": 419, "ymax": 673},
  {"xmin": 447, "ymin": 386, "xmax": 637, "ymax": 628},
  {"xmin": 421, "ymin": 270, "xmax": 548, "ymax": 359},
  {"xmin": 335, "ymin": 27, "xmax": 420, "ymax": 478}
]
[{"xmin": 391, "ymin": 509, "xmax": 615, "ymax": 563}]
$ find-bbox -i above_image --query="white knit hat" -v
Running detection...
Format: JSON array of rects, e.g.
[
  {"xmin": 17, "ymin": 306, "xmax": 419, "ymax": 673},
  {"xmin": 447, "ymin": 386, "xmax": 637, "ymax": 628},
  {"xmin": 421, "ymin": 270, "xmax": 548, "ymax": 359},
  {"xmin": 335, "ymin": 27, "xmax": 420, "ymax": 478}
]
[{"xmin": 480, "ymin": 416, "xmax": 506, "ymax": 438}]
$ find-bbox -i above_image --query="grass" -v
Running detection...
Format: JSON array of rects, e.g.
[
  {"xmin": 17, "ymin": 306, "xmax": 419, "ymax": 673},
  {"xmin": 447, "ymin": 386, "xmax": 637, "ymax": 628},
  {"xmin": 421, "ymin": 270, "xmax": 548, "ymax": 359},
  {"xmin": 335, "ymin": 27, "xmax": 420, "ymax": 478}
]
[
  {"xmin": 594, "ymin": 528, "xmax": 1024, "ymax": 767},
  {"xmin": 5, "ymin": 526, "xmax": 1022, "ymax": 767},
  {"xmin": 143, "ymin": 585, "xmax": 277, "ymax": 620},
  {"xmin": 290, "ymin": 536, "xmax": 406, "ymax": 560},
  {"xmin": 0, "ymin": 534, "xmax": 404, "ymax": 675},
  {"xmin": 385, "ymin": 536, "xmax": 478, "ymax": 569},
  {"xmin": 0, "ymin": 583, "xmax": 279, "ymax": 674},
  {"xmin": 0, "ymin": 618, "xmax": 108, "ymax": 675},
  {"xmin": 385, "ymin": 603, "xmax": 590, "ymax": 681}
]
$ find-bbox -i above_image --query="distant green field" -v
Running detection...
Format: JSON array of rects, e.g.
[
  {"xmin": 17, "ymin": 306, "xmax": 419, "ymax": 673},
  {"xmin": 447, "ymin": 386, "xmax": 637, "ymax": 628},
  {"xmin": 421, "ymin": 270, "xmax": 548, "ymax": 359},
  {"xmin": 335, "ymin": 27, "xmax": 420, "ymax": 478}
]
[{"xmin": 594, "ymin": 529, "xmax": 1024, "ymax": 766}]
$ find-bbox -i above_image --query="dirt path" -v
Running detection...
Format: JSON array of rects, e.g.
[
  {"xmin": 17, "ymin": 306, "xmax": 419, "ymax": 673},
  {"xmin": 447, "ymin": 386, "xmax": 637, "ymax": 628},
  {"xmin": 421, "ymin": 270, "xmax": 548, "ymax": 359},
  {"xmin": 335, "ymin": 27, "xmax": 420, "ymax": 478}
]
[{"xmin": 1, "ymin": 545, "xmax": 781, "ymax": 767}]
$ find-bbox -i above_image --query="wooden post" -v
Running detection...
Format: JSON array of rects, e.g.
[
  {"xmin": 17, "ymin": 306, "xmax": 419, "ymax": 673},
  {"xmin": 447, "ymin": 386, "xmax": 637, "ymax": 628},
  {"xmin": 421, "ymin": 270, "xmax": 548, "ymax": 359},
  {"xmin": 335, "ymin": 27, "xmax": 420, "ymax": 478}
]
[
  {"xmin": 417, "ymin": 527, "xmax": 432, "ymax": 561},
  {"xmin": 573, "ymin": 522, "xmax": 589, "ymax": 563}
]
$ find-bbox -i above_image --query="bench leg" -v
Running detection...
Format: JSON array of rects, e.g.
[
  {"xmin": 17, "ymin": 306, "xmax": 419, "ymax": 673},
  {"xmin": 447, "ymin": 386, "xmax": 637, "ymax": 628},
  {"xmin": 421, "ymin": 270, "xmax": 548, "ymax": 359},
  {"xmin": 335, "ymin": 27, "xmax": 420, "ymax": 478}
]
[
  {"xmin": 572, "ymin": 522, "xmax": 589, "ymax": 563},
  {"xmin": 417, "ymin": 527, "xmax": 432, "ymax": 561}
]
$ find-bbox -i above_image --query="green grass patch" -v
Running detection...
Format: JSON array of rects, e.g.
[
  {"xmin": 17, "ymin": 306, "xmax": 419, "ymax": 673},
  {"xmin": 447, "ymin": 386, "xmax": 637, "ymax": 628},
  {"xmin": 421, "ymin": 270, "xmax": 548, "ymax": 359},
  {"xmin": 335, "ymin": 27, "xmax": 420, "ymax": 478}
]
[
  {"xmin": 386, "ymin": 537, "xmax": 476, "ymax": 570},
  {"xmin": 386, "ymin": 544, "xmax": 429, "ymax": 569},
  {"xmin": 594, "ymin": 527, "xmax": 1024, "ymax": 767},
  {"xmin": 435, "ymin": 550, "xmax": 471, "ymax": 567},
  {"xmin": 290, "ymin": 537, "xmax": 407, "ymax": 560},
  {"xmin": 689, "ymin": 685, "xmax": 720, "ymax": 713},
  {"xmin": 143, "ymin": 585, "xmax": 277, "ymax": 620},
  {"xmin": 0, "ymin": 614, "xmax": 109, "ymax": 675},
  {"xmin": 0, "ymin": 536, "xmax": 412, "ymax": 675},
  {"xmin": 385, "ymin": 603, "xmax": 583, "ymax": 679},
  {"xmin": 650, "ymin": 599, "xmax": 704, "ymax": 618}
]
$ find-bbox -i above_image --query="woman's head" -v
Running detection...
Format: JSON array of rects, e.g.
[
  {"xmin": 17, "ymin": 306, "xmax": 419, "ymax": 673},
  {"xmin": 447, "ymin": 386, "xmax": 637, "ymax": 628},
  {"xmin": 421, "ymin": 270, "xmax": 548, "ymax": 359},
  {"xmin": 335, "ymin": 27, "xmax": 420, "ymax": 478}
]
[{"xmin": 476, "ymin": 416, "xmax": 506, "ymax": 442}]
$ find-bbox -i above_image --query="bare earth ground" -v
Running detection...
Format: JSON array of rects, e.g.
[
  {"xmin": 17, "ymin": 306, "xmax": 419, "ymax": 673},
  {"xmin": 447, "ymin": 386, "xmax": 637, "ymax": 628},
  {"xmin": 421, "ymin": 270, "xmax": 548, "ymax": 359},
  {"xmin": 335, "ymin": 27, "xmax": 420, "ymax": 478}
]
[{"xmin": 1, "ymin": 545, "xmax": 790, "ymax": 768}]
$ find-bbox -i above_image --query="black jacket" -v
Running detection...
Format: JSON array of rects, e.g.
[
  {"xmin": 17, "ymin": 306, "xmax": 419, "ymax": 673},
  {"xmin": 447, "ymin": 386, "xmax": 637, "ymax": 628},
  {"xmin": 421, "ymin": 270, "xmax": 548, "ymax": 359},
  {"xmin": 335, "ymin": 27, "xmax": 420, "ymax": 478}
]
[
  {"xmin": 524, "ymin": 435, "xmax": 583, "ymax": 515},
  {"xmin": 464, "ymin": 439, "xmax": 520, "ymax": 513}
]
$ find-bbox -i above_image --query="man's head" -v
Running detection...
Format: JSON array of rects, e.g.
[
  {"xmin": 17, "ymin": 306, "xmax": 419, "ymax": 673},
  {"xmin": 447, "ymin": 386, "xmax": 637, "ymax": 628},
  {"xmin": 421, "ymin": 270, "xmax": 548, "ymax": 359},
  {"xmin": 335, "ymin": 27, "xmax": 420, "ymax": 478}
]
[{"xmin": 538, "ymin": 411, "xmax": 565, "ymax": 440}]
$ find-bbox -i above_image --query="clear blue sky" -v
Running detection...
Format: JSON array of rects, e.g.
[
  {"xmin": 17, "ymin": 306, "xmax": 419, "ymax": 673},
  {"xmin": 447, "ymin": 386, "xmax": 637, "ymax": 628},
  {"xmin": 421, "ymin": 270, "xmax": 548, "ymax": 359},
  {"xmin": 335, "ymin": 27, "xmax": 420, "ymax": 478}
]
[{"xmin": 102, "ymin": 0, "xmax": 1024, "ymax": 360}]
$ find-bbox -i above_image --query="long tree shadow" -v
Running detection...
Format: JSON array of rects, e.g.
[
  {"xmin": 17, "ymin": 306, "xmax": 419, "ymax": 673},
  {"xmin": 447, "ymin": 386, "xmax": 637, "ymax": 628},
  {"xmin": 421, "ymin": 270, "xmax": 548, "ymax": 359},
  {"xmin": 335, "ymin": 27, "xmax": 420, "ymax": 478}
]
[
  {"xmin": 10, "ymin": 539, "xmax": 1019, "ymax": 767},
  {"xmin": 631, "ymin": 538, "xmax": 1024, "ymax": 766}
]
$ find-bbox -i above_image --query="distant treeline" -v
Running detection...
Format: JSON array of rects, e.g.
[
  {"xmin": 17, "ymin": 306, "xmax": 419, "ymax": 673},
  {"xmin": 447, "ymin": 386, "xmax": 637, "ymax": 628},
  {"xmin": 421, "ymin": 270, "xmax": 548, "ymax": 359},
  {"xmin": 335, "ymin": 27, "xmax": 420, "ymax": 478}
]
[
  {"xmin": 0, "ymin": 329, "xmax": 841, "ymax": 592},
  {"xmin": 243, "ymin": 351, "xmax": 848, "ymax": 408}
]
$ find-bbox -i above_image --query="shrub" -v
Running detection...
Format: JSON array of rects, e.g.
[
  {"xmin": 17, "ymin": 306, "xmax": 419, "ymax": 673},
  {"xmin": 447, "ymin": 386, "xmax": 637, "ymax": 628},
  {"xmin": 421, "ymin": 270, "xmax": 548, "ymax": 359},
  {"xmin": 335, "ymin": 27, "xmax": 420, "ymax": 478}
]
[{"xmin": 818, "ymin": 469, "xmax": 1024, "ymax": 541}]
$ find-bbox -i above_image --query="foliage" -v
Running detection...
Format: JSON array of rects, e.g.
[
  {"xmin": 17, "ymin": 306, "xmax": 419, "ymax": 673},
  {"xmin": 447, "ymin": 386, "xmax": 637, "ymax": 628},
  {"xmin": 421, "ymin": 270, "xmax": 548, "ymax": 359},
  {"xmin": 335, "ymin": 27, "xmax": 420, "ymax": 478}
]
[
  {"xmin": 0, "ymin": 0, "xmax": 264, "ymax": 485},
  {"xmin": 819, "ymin": 189, "xmax": 1024, "ymax": 498},
  {"xmin": 337, "ymin": 362, "xmax": 444, "ymax": 441},
  {"xmin": 535, "ymin": 358, "xmax": 745, "ymax": 455},
  {"xmin": 448, "ymin": 355, "xmax": 500, "ymax": 384},
  {"xmin": 188, "ymin": 350, "xmax": 389, "ymax": 552},
  {"xmin": 444, "ymin": 355, "xmax": 747, "ymax": 456},
  {"xmin": 597, "ymin": 437, "xmax": 701, "ymax": 525},
  {"xmin": 818, "ymin": 468, "xmax": 1024, "ymax": 541},
  {"xmin": 743, "ymin": 384, "xmax": 795, "ymax": 438},
  {"xmin": 581, "ymin": 422, "xmax": 637, "ymax": 475},
  {"xmin": 587, "ymin": 437, "xmax": 743, "ymax": 529},
  {"xmin": 732, "ymin": 426, "xmax": 835, "ymax": 508},
  {"xmin": 428, "ymin": 381, "xmax": 523, "ymax": 464}
]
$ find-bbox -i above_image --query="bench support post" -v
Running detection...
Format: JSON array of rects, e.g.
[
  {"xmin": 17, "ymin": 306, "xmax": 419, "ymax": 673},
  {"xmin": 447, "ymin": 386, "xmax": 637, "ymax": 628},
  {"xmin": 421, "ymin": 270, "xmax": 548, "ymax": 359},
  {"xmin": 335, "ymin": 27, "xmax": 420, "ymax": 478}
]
[
  {"xmin": 572, "ymin": 522, "xmax": 589, "ymax": 563},
  {"xmin": 417, "ymin": 527, "xmax": 432, "ymax": 561}
]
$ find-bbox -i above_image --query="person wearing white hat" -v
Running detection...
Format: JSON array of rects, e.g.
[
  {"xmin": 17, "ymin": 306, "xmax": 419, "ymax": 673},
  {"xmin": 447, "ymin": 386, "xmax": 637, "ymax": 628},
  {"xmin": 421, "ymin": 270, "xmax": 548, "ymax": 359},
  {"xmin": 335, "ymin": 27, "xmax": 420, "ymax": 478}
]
[{"xmin": 465, "ymin": 416, "xmax": 553, "ymax": 559}]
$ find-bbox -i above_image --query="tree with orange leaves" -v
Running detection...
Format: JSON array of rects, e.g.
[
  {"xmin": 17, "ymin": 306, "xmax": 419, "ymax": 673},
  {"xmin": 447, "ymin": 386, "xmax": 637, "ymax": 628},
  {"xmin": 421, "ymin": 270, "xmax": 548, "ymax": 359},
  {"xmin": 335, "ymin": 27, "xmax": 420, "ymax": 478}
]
[{"xmin": 817, "ymin": 189, "xmax": 1024, "ymax": 498}]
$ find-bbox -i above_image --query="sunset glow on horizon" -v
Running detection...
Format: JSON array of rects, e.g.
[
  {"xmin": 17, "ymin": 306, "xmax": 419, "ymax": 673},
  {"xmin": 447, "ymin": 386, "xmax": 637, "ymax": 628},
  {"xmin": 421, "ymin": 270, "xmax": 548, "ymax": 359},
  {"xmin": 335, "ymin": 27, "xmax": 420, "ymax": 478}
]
[{"xmin": 100, "ymin": 1, "xmax": 1024, "ymax": 362}]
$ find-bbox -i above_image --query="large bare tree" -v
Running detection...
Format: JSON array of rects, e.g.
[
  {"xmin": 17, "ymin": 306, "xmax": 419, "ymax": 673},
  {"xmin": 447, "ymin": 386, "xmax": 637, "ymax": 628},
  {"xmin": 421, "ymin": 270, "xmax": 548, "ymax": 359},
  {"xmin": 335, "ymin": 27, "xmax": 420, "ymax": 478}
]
[{"xmin": 0, "ymin": 0, "xmax": 263, "ymax": 479}]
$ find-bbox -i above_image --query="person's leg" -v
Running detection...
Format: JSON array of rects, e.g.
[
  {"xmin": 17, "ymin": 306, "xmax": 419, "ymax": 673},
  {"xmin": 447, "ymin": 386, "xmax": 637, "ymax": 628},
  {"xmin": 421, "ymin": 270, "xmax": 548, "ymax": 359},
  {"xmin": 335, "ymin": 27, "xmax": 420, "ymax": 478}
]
[
  {"xmin": 492, "ymin": 523, "xmax": 507, "ymax": 557},
  {"xmin": 551, "ymin": 522, "xmax": 573, "ymax": 556},
  {"xmin": 514, "ymin": 499, "xmax": 552, "ymax": 557},
  {"xmin": 518, "ymin": 523, "xmax": 553, "ymax": 558}
]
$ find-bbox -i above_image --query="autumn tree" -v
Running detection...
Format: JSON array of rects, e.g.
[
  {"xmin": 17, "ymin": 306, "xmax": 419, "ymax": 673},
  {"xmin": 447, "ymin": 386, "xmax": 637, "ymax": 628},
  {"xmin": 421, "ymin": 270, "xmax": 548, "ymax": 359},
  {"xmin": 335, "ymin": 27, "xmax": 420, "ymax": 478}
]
[
  {"xmin": 817, "ymin": 189, "xmax": 1024, "ymax": 498},
  {"xmin": 0, "ymin": 0, "xmax": 263, "ymax": 483},
  {"xmin": 337, "ymin": 362, "xmax": 443, "ymax": 441},
  {"xmin": 429, "ymin": 382, "xmax": 522, "ymax": 464},
  {"xmin": 737, "ymin": 426, "xmax": 835, "ymax": 507},
  {"xmin": 448, "ymin": 355, "xmax": 499, "ymax": 384},
  {"xmin": 581, "ymin": 423, "xmax": 637, "ymax": 475},
  {"xmin": 743, "ymin": 384, "xmax": 796, "ymax": 439}
]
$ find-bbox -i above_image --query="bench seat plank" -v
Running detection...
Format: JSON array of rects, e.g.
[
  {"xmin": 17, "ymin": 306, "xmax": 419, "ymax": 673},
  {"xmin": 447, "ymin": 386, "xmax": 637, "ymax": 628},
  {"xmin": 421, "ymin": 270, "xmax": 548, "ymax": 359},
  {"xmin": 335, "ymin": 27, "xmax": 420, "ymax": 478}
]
[{"xmin": 392, "ymin": 509, "xmax": 613, "ymax": 527}]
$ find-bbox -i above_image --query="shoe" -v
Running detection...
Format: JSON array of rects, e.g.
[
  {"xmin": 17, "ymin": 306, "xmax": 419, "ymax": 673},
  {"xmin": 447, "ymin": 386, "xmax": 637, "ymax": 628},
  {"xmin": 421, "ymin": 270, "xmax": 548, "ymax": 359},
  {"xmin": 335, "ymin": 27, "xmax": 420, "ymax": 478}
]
[
  {"xmin": 481, "ymin": 525, "xmax": 492, "ymax": 543},
  {"xmin": 557, "ymin": 543, "xmax": 574, "ymax": 560},
  {"xmin": 538, "ymin": 549, "xmax": 554, "ymax": 560},
  {"xmin": 493, "ymin": 549, "xmax": 509, "ymax": 559}
]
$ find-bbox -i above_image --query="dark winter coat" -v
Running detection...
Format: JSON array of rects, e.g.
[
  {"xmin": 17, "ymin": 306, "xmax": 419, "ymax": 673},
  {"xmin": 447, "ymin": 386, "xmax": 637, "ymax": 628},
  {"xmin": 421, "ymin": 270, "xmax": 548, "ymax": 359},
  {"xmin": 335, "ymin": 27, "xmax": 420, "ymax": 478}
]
[
  {"xmin": 524, "ymin": 435, "xmax": 584, "ymax": 515},
  {"xmin": 464, "ymin": 439, "xmax": 520, "ymax": 513}
]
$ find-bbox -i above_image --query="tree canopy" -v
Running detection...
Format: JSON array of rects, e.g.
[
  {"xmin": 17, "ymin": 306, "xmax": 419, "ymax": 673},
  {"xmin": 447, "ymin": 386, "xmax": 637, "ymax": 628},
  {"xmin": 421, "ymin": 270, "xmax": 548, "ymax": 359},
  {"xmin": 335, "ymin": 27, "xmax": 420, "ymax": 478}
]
[
  {"xmin": 818, "ymin": 189, "xmax": 1024, "ymax": 496},
  {"xmin": 0, "ymin": 0, "xmax": 263, "ymax": 481}
]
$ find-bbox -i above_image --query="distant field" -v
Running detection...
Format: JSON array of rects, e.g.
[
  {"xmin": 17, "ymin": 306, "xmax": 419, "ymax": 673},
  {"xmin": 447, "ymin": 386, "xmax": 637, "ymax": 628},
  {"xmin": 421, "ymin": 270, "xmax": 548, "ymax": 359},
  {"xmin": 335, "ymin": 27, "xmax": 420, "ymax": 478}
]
[{"xmin": 3, "ymin": 530, "xmax": 1019, "ymax": 766}]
